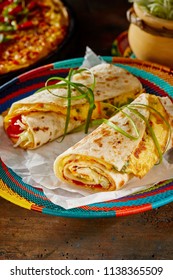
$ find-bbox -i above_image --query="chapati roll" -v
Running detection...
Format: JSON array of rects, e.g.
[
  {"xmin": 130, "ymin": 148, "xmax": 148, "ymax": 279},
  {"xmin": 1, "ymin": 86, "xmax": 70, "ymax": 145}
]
[
  {"xmin": 54, "ymin": 93, "xmax": 173, "ymax": 192},
  {"xmin": 3, "ymin": 63, "xmax": 142, "ymax": 149}
]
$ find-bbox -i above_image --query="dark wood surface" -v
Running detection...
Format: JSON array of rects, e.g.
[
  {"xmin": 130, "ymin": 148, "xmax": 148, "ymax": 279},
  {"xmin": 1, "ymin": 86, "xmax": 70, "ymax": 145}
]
[
  {"xmin": 1, "ymin": 0, "xmax": 173, "ymax": 260},
  {"xmin": 1, "ymin": 198, "xmax": 173, "ymax": 260}
]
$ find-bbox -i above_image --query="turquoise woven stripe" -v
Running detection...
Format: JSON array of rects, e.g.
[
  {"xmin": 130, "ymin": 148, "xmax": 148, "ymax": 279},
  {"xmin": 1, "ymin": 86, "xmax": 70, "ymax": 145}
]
[
  {"xmin": 1, "ymin": 160, "xmax": 116, "ymax": 218},
  {"xmin": 88, "ymin": 190, "xmax": 173, "ymax": 209},
  {"xmin": 151, "ymin": 196, "xmax": 173, "ymax": 209},
  {"xmin": 53, "ymin": 58, "xmax": 83, "ymax": 69},
  {"xmin": 115, "ymin": 64, "xmax": 173, "ymax": 98},
  {"xmin": 101, "ymin": 56, "xmax": 113, "ymax": 63},
  {"xmin": 0, "ymin": 160, "xmax": 52, "ymax": 207},
  {"xmin": 42, "ymin": 207, "xmax": 116, "ymax": 218},
  {"xmin": 1, "ymin": 56, "xmax": 173, "ymax": 218},
  {"xmin": 53, "ymin": 57, "xmax": 173, "ymax": 98},
  {"xmin": 53, "ymin": 56, "xmax": 113, "ymax": 70}
]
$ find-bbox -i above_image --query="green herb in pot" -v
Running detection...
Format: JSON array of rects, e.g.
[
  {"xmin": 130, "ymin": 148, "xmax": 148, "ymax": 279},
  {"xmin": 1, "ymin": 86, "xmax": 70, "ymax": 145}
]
[{"xmin": 129, "ymin": 0, "xmax": 173, "ymax": 20}]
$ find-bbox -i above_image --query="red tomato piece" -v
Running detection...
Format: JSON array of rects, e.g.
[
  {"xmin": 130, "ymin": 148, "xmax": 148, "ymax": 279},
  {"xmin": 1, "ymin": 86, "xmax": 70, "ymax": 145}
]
[
  {"xmin": 6, "ymin": 115, "xmax": 24, "ymax": 138},
  {"xmin": 72, "ymin": 179, "xmax": 102, "ymax": 189}
]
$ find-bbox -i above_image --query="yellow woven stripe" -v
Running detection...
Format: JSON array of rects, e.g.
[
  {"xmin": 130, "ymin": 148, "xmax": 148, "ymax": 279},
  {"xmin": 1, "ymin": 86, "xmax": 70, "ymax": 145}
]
[{"xmin": 0, "ymin": 179, "xmax": 32, "ymax": 210}]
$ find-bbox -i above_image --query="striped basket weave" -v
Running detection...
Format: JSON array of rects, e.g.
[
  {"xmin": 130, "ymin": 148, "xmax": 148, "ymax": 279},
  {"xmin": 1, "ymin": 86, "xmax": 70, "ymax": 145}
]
[{"xmin": 0, "ymin": 57, "xmax": 173, "ymax": 218}]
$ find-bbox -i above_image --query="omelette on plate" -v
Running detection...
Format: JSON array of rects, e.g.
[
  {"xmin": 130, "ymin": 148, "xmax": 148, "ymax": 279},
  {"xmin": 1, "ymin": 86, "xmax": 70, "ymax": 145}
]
[
  {"xmin": 54, "ymin": 93, "xmax": 173, "ymax": 191},
  {"xmin": 3, "ymin": 63, "xmax": 142, "ymax": 149}
]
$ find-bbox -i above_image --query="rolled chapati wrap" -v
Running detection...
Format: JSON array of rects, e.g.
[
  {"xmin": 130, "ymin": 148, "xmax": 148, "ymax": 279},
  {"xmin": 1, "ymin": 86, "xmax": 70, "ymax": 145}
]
[
  {"xmin": 54, "ymin": 93, "xmax": 173, "ymax": 192},
  {"xmin": 3, "ymin": 63, "xmax": 142, "ymax": 149}
]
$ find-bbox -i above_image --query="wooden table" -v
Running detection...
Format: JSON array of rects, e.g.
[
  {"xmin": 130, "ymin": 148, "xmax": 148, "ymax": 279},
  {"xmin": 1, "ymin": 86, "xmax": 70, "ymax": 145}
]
[{"xmin": 1, "ymin": 0, "xmax": 173, "ymax": 260}]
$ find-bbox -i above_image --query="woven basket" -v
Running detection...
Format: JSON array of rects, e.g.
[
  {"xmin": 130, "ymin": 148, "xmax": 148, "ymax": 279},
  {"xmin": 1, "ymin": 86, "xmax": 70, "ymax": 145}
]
[{"xmin": 0, "ymin": 56, "xmax": 173, "ymax": 218}]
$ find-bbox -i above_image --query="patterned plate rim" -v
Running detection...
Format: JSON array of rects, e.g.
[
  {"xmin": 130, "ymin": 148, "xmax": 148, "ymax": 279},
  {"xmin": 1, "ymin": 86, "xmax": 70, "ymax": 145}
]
[{"xmin": 0, "ymin": 56, "xmax": 173, "ymax": 218}]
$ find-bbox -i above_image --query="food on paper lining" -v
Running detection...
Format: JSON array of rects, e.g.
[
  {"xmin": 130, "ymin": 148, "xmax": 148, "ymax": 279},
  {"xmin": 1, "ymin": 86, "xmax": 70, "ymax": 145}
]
[
  {"xmin": 3, "ymin": 63, "xmax": 143, "ymax": 149},
  {"xmin": 0, "ymin": 0, "xmax": 69, "ymax": 74},
  {"xmin": 54, "ymin": 93, "xmax": 173, "ymax": 192}
]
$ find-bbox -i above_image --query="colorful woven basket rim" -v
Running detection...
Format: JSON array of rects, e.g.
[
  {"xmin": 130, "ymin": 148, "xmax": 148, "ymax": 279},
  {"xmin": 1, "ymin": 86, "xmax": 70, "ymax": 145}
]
[{"xmin": 0, "ymin": 56, "xmax": 173, "ymax": 218}]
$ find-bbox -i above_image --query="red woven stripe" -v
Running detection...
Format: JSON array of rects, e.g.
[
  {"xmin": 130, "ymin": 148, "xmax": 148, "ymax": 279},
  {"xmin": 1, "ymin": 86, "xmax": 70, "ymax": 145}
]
[
  {"xmin": 115, "ymin": 204, "xmax": 152, "ymax": 217},
  {"xmin": 139, "ymin": 77, "xmax": 172, "ymax": 98},
  {"xmin": 116, "ymin": 31, "xmax": 129, "ymax": 54},
  {"xmin": 112, "ymin": 57, "xmax": 173, "ymax": 75},
  {"xmin": 18, "ymin": 63, "xmax": 53, "ymax": 82},
  {"xmin": 0, "ymin": 82, "xmax": 44, "ymax": 105},
  {"xmin": 106, "ymin": 184, "xmax": 173, "ymax": 203},
  {"xmin": 80, "ymin": 203, "xmax": 152, "ymax": 216},
  {"xmin": 0, "ymin": 68, "xmax": 71, "ymax": 106},
  {"xmin": 31, "ymin": 204, "xmax": 44, "ymax": 212},
  {"xmin": 18, "ymin": 67, "xmax": 69, "ymax": 83}
]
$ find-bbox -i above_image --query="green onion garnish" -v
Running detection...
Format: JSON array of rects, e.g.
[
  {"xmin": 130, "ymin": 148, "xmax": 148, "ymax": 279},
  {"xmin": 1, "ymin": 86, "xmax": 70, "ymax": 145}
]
[
  {"xmin": 127, "ymin": 103, "xmax": 171, "ymax": 164},
  {"xmin": 58, "ymin": 68, "xmax": 73, "ymax": 142},
  {"xmin": 102, "ymin": 102, "xmax": 140, "ymax": 139},
  {"xmin": 129, "ymin": 102, "xmax": 172, "ymax": 153},
  {"xmin": 102, "ymin": 118, "xmax": 139, "ymax": 140},
  {"xmin": 70, "ymin": 102, "xmax": 140, "ymax": 140},
  {"xmin": 71, "ymin": 101, "xmax": 171, "ymax": 165},
  {"xmin": 128, "ymin": 106, "xmax": 163, "ymax": 163},
  {"xmin": 35, "ymin": 68, "xmax": 171, "ymax": 165},
  {"xmin": 39, "ymin": 68, "xmax": 96, "ymax": 140}
]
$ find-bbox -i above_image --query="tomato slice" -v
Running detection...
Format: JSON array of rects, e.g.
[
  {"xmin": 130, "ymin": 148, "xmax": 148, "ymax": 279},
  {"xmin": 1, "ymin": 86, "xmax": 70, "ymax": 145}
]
[{"xmin": 6, "ymin": 115, "xmax": 24, "ymax": 138}]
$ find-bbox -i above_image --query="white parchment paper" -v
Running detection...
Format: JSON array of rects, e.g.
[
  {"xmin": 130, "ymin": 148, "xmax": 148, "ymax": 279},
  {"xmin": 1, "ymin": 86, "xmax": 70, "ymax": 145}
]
[{"xmin": 0, "ymin": 48, "xmax": 173, "ymax": 209}]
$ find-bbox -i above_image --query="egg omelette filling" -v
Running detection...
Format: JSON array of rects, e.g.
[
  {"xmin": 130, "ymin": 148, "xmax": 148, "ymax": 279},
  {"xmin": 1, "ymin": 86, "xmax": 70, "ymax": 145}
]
[
  {"xmin": 3, "ymin": 63, "xmax": 143, "ymax": 149},
  {"xmin": 54, "ymin": 94, "xmax": 172, "ymax": 191}
]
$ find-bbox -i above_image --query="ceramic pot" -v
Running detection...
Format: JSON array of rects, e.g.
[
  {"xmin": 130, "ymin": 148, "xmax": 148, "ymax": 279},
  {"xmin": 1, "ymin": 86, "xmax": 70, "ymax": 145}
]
[{"xmin": 127, "ymin": 3, "xmax": 173, "ymax": 67}]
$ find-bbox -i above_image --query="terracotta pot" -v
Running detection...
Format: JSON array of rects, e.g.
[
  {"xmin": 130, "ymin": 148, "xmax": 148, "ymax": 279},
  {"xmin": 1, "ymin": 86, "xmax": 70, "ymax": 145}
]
[{"xmin": 127, "ymin": 3, "xmax": 173, "ymax": 67}]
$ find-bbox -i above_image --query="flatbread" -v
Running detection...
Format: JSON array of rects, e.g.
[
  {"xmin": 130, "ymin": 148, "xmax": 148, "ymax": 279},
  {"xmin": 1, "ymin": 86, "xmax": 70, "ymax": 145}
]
[
  {"xmin": 4, "ymin": 63, "xmax": 143, "ymax": 149},
  {"xmin": 54, "ymin": 93, "xmax": 172, "ymax": 192}
]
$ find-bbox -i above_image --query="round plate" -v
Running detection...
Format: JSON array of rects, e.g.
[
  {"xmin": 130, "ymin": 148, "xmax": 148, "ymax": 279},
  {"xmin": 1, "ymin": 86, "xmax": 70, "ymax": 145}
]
[
  {"xmin": 0, "ymin": 56, "xmax": 173, "ymax": 218},
  {"xmin": 0, "ymin": 0, "xmax": 77, "ymax": 87}
]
